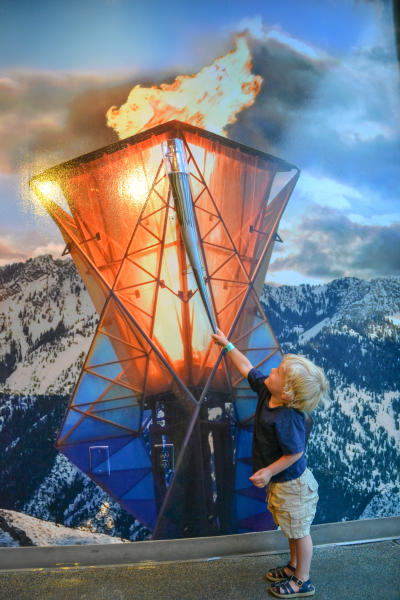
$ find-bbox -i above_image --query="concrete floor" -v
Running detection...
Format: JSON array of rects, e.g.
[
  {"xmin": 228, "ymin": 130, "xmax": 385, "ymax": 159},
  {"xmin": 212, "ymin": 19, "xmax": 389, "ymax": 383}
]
[{"xmin": 0, "ymin": 540, "xmax": 399, "ymax": 600}]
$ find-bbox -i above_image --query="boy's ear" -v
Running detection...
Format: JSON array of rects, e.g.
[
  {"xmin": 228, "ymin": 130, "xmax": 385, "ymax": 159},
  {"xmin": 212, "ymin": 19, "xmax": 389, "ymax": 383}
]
[{"xmin": 282, "ymin": 388, "xmax": 294, "ymax": 402}]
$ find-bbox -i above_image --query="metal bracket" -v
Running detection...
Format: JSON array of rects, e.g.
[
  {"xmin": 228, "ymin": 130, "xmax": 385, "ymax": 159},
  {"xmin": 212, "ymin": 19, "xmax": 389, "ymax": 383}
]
[
  {"xmin": 79, "ymin": 232, "xmax": 101, "ymax": 245},
  {"xmin": 62, "ymin": 243, "xmax": 71, "ymax": 256},
  {"xmin": 178, "ymin": 290, "xmax": 194, "ymax": 302},
  {"xmin": 249, "ymin": 225, "xmax": 283, "ymax": 243}
]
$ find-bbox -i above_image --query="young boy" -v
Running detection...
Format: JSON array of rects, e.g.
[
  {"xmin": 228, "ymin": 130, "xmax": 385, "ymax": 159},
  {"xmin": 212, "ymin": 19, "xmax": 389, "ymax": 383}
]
[{"xmin": 212, "ymin": 329, "xmax": 329, "ymax": 598}]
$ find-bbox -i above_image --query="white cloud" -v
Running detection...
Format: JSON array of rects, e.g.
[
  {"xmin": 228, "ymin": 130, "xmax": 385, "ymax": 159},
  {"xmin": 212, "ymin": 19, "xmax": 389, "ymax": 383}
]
[
  {"xmin": 347, "ymin": 212, "xmax": 400, "ymax": 227},
  {"xmin": 31, "ymin": 242, "xmax": 65, "ymax": 258},
  {"xmin": 295, "ymin": 171, "xmax": 362, "ymax": 210},
  {"xmin": 266, "ymin": 269, "xmax": 324, "ymax": 286},
  {"xmin": 236, "ymin": 16, "xmax": 328, "ymax": 62}
]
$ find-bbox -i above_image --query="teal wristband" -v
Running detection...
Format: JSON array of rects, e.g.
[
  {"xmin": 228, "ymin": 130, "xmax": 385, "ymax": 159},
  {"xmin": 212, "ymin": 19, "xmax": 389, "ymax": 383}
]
[{"xmin": 224, "ymin": 342, "xmax": 235, "ymax": 353}]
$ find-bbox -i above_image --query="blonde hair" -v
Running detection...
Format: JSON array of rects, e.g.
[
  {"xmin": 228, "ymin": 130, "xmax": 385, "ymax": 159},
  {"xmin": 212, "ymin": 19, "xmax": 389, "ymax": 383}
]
[{"xmin": 281, "ymin": 354, "xmax": 329, "ymax": 412}]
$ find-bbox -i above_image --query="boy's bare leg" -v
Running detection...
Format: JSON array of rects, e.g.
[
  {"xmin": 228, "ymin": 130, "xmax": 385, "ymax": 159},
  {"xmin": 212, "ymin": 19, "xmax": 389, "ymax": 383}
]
[
  {"xmin": 288, "ymin": 538, "xmax": 297, "ymax": 568},
  {"xmin": 289, "ymin": 535, "xmax": 312, "ymax": 590}
]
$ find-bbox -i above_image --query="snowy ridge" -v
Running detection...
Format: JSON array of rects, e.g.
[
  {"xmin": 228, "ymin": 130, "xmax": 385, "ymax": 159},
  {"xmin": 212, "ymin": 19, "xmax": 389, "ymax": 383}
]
[
  {"xmin": 0, "ymin": 509, "xmax": 128, "ymax": 546},
  {"xmin": 0, "ymin": 254, "xmax": 97, "ymax": 395}
]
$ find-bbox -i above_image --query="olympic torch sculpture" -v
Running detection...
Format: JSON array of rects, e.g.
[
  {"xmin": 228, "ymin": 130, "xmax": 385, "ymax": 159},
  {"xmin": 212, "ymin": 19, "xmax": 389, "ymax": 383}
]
[{"xmin": 30, "ymin": 121, "xmax": 299, "ymax": 539}]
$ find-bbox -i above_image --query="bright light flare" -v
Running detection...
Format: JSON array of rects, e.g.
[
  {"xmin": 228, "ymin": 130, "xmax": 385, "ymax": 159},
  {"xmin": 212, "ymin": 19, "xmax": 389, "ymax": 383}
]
[
  {"xmin": 118, "ymin": 167, "xmax": 150, "ymax": 207},
  {"xmin": 29, "ymin": 178, "xmax": 69, "ymax": 217}
]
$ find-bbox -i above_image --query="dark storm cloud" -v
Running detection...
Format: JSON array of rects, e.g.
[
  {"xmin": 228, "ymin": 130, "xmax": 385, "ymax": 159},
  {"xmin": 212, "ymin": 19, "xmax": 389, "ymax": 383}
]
[
  {"xmin": 0, "ymin": 30, "xmax": 331, "ymax": 174},
  {"xmin": 266, "ymin": 41, "xmax": 400, "ymax": 201},
  {"xmin": 286, "ymin": 121, "xmax": 400, "ymax": 203},
  {"xmin": 227, "ymin": 35, "xmax": 332, "ymax": 153},
  {"xmin": 0, "ymin": 72, "xmax": 135, "ymax": 173},
  {"xmin": 228, "ymin": 24, "xmax": 400, "ymax": 206},
  {"xmin": 271, "ymin": 206, "xmax": 400, "ymax": 279}
]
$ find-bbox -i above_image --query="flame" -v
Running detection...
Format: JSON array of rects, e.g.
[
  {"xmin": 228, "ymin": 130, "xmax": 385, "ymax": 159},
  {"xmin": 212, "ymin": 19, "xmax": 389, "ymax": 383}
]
[{"xmin": 107, "ymin": 36, "xmax": 262, "ymax": 140}]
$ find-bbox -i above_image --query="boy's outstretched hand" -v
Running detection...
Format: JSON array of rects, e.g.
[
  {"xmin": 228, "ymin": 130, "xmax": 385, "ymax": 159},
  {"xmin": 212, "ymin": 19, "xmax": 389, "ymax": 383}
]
[
  {"xmin": 211, "ymin": 328, "xmax": 229, "ymax": 348},
  {"xmin": 249, "ymin": 468, "xmax": 272, "ymax": 488},
  {"xmin": 211, "ymin": 328, "xmax": 253, "ymax": 379}
]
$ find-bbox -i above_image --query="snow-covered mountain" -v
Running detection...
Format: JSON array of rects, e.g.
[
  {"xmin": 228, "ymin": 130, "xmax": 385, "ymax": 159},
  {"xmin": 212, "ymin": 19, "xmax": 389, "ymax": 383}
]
[
  {"xmin": 0, "ymin": 254, "xmax": 97, "ymax": 395},
  {"xmin": 0, "ymin": 255, "xmax": 399, "ymax": 540},
  {"xmin": 0, "ymin": 256, "xmax": 149, "ymax": 541},
  {"xmin": 261, "ymin": 278, "xmax": 400, "ymax": 523},
  {"xmin": 0, "ymin": 508, "xmax": 129, "ymax": 546}
]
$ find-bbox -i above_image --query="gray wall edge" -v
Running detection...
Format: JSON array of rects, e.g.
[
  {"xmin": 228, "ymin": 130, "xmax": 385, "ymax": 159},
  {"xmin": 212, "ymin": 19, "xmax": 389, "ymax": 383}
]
[{"xmin": 0, "ymin": 516, "xmax": 399, "ymax": 571}]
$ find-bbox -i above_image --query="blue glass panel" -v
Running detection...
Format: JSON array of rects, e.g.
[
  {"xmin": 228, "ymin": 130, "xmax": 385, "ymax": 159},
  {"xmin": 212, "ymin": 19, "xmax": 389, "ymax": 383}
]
[
  {"xmin": 253, "ymin": 311, "xmax": 264, "ymax": 326},
  {"xmin": 235, "ymin": 459, "xmax": 252, "ymax": 490},
  {"xmin": 248, "ymin": 323, "xmax": 275, "ymax": 348},
  {"xmin": 94, "ymin": 405, "xmax": 141, "ymax": 432},
  {"xmin": 90, "ymin": 363, "xmax": 123, "ymax": 380},
  {"xmin": 61, "ymin": 443, "xmax": 90, "ymax": 474},
  {"xmin": 109, "ymin": 437, "xmax": 152, "ymax": 471},
  {"xmin": 67, "ymin": 414, "xmax": 126, "ymax": 442},
  {"xmin": 104, "ymin": 468, "xmax": 152, "ymax": 497},
  {"xmin": 238, "ymin": 509, "xmax": 275, "ymax": 532},
  {"xmin": 89, "ymin": 396, "xmax": 139, "ymax": 413},
  {"xmin": 120, "ymin": 498, "xmax": 157, "ymax": 529},
  {"xmin": 236, "ymin": 427, "xmax": 253, "ymax": 459},
  {"xmin": 73, "ymin": 373, "xmax": 111, "ymax": 406},
  {"xmin": 236, "ymin": 485, "xmax": 266, "ymax": 501},
  {"xmin": 102, "ymin": 384, "xmax": 136, "ymax": 401},
  {"xmin": 234, "ymin": 387, "xmax": 255, "ymax": 397},
  {"xmin": 60, "ymin": 435, "xmax": 134, "ymax": 475},
  {"xmin": 88, "ymin": 334, "xmax": 118, "ymax": 367},
  {"xmin": 236, "ymin": 494, "xmax": 266, "ymax": 519},
  {"xmin": 58, "ymin": 408, "xmax": 83, "ymax": 440},
  {"xmin": 245, "ymin": 349, "xmax": 275, "ymax": 369},
  {"xmin": 234, "ymin": 397, "xmax": 257, "ymax": 422},
  {"xmin": 122, "ymin": 472, "xmax": 155, "ymax": 500},
  {"xmin": 263, "ymin": 352, "xmax": 282, "ymax": 373}
]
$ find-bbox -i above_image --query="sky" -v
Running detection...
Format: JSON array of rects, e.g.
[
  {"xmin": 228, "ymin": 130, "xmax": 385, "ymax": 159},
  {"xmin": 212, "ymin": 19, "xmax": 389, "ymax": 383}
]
[{"xmin": 0, "ymin": 0, "xmax": 399, "ymax": 285}]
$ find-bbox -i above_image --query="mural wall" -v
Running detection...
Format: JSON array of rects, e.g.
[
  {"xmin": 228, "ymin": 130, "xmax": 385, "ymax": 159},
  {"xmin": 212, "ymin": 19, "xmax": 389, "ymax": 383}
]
[{"xmin": 0, "ymin": 0, "xmax": 399, "ymax": 543}]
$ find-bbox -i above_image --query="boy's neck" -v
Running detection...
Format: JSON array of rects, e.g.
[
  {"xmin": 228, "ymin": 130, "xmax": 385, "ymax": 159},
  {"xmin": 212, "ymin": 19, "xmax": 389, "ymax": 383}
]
[{"xmin": 269, "ymin": 394, "xmax": 285, "ymax": 408}]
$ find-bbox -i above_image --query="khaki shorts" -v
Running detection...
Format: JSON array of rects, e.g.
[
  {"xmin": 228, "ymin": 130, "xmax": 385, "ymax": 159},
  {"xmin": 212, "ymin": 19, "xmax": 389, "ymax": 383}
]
[{"xmin": 266, "ymin": 468, "xmax": 319, "ymax": 539}]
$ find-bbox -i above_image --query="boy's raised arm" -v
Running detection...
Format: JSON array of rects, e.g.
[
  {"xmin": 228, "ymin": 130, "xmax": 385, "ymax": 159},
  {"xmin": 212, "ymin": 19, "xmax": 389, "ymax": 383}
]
[{"xmin": 211, "ymin": 328, "xmax": 253, "ymax": 379}]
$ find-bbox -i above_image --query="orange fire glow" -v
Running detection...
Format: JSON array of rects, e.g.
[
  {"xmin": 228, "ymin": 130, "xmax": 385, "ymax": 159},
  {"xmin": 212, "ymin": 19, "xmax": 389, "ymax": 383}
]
[{"xmin": 106, "ymin": 36, "xmax": 262, "ymax": 140}]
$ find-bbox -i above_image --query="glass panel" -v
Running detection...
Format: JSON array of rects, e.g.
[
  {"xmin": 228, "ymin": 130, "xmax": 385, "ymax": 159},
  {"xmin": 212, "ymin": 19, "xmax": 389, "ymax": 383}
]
[
  {"xmin": 58, "ymin": 407, "xmax": 83, "ymax": 442},
  {"xmin": 233, "ymin": 397, "xmax": 257, "ymax": 423},
  {"xmin": 108, "ymin": 437, "xmax": 152, "ymax": 471},
  {"xmin": 92, "ymin": 405, "xmax": 142, "ymax": 432},
  {"xmin": 185, "ymin": 132, "xmax": 278, "ymax": 281},
  {"xmin": 67, "ymin": 414, "xmax": 130, "ymax": 442},
  {"xmin": 244, "ymin": 349, "xmax": 275, "ymax": 369},
  {"xmin": 88, "ymin": 334, "xmax": 119, "ymax": 367},
  {"xmin": 89, "ymin": 445, "xmax": 110, "ymax": 476},
  {"xmin": 73, "ymin": 373, "xmax": 111, "ymax": 406},
  {"xmin": 58, "ymin": 137, "xmax": 166, "ymax": 289},
  {"xmin": 89, "ymin": 362, "xmax": 124, "ymax": 380},
  {"xmin": 88, "ymin": 396, "xmax": 139, "ymax": 413},
  {"xmin": 69, "ymin": 246, "xmax": 111, "ymax": 315},
  {"xmin": 248, "ymin": 323, "xmax": 276, "ymax": 349}
]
